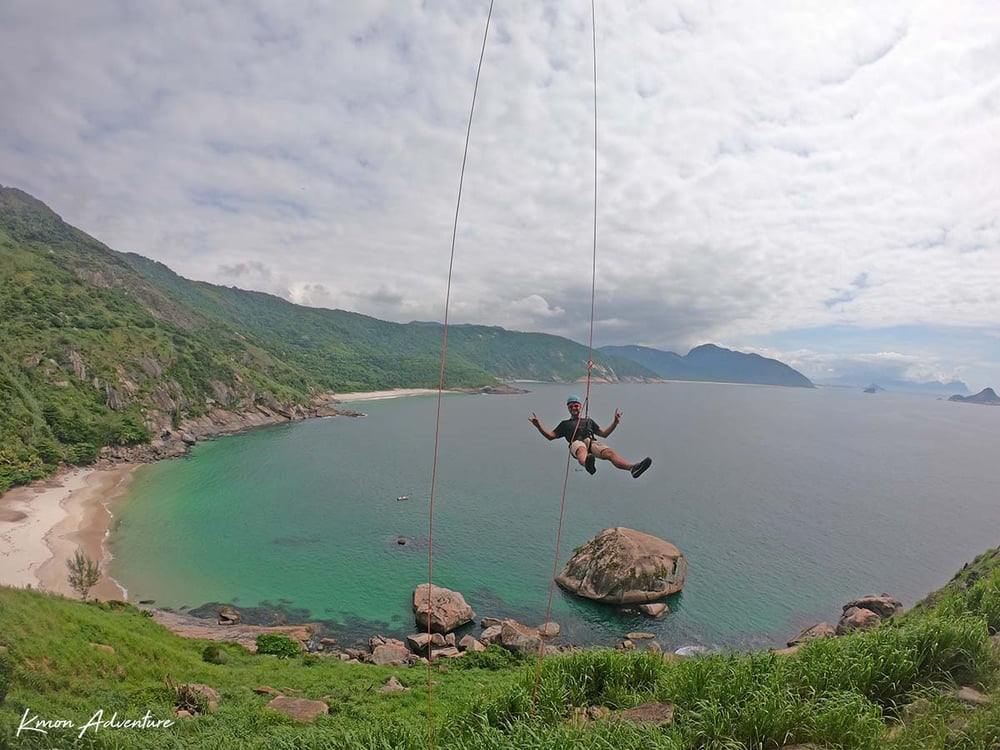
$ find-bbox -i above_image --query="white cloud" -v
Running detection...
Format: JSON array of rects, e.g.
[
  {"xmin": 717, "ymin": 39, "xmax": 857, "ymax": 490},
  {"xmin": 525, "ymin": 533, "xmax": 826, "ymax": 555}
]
[
  {"xmin": 1, "ymin": 0, "xmax": 998, "ymax": 390},
  {"xmin": 777, "ymin": 349, "xmax": 959, "ymax": 385}
]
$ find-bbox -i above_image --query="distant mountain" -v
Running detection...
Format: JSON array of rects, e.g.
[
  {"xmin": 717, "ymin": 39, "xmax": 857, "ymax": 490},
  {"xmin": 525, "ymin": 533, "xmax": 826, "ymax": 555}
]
[
  {"xmin": 948, "ymin": 388, "xmax": 1000, "ymax": 405},
  {"xmin": 599, "ymin": 343, "xmax": 814, "ymax": 388}
]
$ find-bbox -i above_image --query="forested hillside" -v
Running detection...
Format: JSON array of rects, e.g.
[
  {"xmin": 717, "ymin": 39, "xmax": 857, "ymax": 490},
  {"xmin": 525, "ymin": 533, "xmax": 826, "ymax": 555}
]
[{"xmin": 0, "ymin": 187, "xmax": 655, "ymax": 491}]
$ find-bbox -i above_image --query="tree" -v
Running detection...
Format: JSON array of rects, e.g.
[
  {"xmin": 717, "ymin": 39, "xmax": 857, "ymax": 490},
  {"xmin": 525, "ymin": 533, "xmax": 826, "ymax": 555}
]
[{"xmin": 66, "ymin": 550, "xmax": 101, "ymax": 600}]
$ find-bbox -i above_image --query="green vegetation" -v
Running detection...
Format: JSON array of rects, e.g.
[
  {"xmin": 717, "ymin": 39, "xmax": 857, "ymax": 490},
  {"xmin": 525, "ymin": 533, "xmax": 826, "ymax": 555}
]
[
  {"xmin": 254, "ymin": 634, "xmax": 301, "ymax": 659},
  {"xmin": 66, "ymin": 551, "xmax": 101, "ymax": 601},
  {"xmin": 900, "ymin": 548, "xmax": 1000, "ymax": 632},
  {"xmin": 0, "ymin": 651, "xmax": 11, "ymax": 706},
  {"xmin": 0, "ymin": 186, "xmax": 657, "ymax": 492},
  {"xmin": 201, "ymin": 645, "xmax": 228, "ymax": 665},
  {"xmin": 3, "ymin": 548, "xmax": 1000, "ymax": 748}
]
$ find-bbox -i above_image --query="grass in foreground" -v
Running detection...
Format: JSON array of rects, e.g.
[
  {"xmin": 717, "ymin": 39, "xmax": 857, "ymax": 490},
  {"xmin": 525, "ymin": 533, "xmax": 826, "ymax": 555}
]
[{"xmin": 2, "ymin": 556, "xmax": 1000, "ymax": 749}]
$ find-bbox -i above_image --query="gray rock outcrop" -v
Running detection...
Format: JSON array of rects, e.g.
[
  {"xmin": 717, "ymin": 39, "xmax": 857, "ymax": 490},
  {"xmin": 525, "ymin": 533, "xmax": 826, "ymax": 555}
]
[
  {"xmin": 500, "ymin": 619, "xmax": 544, "ymax": 655},
  {"xmin": 368, "ymin": 636, "xmax": 412, "ymax": 666},
  {"xmin": 412, "ymin": 584, "xmax": 475, "ymax": 633},
  {"xmin": 836, "ymin": 593, "xmax": 902, "ymax": 634},
  {"xmin": 265, "ymin": 696, "xmax": 329, "ymax": 723},
  {"xmin": 842, "ymin": 594, "xmax": 902, "ymax": 620},
  {"xmin": 638, "ymin": 602, "xmax": 669, "ymax": 618},
  {"xmin": 555, "ymin": 527, "xmax": 686, "ymax": 604},
  {"xmin": 787, "ymin": 622, "xmax": 836, "ymax": 646}
]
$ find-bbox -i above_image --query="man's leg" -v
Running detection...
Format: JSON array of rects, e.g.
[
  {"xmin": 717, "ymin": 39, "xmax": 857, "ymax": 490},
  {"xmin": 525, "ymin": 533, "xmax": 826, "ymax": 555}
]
[
  {"xmin": 598, "ymin": 448, "xmax": 632, "ymax": 471},
  {"xmin": 600, "ymin": 448, "xmax": 652, "ymax": 478}
]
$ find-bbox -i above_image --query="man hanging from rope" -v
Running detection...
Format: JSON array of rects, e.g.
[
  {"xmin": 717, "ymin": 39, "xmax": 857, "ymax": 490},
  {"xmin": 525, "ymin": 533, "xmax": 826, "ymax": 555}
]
[{"xmin": 529, "ymin": 394, "xmax": 652, "ymax": 478}]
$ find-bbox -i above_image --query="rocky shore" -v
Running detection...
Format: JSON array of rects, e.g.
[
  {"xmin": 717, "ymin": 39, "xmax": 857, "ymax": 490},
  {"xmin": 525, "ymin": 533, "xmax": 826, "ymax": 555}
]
[
  {"xmin": 96, "ymin": 393, "xmax": 366, "ymax": 466},
  {"xmin": 143, "ymin": 585, "xmax": 907, "ymax": 669},
  {"xmin": 95, "ymin": 385, "xmax": 526, "ymax": 466}
]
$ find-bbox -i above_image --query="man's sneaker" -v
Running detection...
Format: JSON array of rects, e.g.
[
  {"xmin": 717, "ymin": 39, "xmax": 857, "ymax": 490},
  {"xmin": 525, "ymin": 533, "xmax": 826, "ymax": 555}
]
[
  {"xmin": 630, "ymin": 457, "xmax": 652, "ymax": 479},
  {"xmin": 585, "ymin": 454, "xmax": 597, "ymax": 475}
]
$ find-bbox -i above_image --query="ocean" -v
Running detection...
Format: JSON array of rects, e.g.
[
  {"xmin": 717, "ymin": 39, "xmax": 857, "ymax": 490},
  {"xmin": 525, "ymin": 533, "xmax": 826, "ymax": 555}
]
[{"xmin": 107, "ymin": 382, "xmax": 1000, "ymax": 651}]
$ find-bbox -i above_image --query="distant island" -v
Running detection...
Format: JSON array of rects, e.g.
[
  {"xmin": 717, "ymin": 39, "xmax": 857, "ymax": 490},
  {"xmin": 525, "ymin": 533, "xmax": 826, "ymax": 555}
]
[
  {"xmin": 948, "ymin": 387, "xmax": 1000, "ymax": 406},
  {"xmin": 863, "ymin": 384, "xmax": 884, "ymax": 394},
  {"xmin": 820, "ymin": 375, "xmax": 969, "ymax": 395}
]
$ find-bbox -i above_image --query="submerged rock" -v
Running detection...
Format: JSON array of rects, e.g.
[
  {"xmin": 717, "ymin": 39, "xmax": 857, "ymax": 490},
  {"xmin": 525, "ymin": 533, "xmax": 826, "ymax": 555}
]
[
  {"xmin": 637, "ymin": 602, "xmax": 669, "ymax": 618},
  {"xmin": 555, "ymin": 527, "xmax": 686, "ymax": 604}
]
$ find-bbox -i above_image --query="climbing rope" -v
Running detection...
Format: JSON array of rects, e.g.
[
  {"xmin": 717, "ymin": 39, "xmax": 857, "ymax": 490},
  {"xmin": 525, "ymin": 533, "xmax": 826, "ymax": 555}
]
[
  {"xmin": 426, "ymin": 0, "xmax": 601, "ymax": 734},
  {"xmin": 531, "ymin": 0, "xmax": 601, "ymax": 706},
  {"xmin": 425, "ymin": 1, "xmax": 496, "ymax": 747}
]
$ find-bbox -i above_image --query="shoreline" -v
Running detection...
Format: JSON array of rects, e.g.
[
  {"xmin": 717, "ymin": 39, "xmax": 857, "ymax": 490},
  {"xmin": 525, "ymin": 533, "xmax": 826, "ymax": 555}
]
[
  {"xmin": 334, "ymin": 388, "xmax": 443, "ymax": 402},
  {"xmin": 0, "ymin": 464, "xmax": 136, "ymax": 600},
  {"xmin": 0, "ymin": 387, "xmax": 450, "ymax": 602}
]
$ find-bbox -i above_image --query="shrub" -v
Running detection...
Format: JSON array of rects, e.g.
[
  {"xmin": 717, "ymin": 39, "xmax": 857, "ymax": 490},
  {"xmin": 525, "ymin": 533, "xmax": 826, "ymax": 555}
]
[
  {"xmin": 66, "ymin": 550, "xmax": 101, "ymax": 600},
  {"xmin": 255, "ymin": 633, "xmax": 300, "ymax": 658},
  {"xmin": 450, "ymin": 644, "xmax": 529, "ymax": 671},
  {"xmin": 202, "ymin": 645, "xmax": 228, "ymax": 665}
]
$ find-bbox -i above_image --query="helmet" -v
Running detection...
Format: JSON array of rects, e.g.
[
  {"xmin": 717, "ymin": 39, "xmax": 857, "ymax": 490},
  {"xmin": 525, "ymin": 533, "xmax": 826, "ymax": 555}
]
[{"xmin": 566, "ymin": 394, "xmax": 583, "ymax": 405}]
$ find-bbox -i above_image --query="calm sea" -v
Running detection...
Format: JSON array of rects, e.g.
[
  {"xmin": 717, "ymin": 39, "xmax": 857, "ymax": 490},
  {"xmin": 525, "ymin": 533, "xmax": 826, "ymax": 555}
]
[{"xmin": 107, "ymin": 382, "xmax": 1000, "ymax": 651}]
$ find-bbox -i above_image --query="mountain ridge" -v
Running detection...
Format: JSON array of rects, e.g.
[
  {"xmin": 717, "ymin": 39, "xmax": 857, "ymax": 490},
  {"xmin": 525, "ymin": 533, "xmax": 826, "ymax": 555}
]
[
  {"xmin": 600, "ymin": 343, "xmax": 814, "ymax": 388},
  {"xmin": 0, "ymin": 185, "xmax": 816, "ymax": 491}
]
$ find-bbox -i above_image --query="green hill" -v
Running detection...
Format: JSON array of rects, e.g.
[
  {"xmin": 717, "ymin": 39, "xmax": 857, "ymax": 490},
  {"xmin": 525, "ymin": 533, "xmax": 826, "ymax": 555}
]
[
  {"xmin": 0, "ymin": 186, "xmax": 656, "ymax": 491},
  {"xmin": 3, "ymin": 546, "xmax": 1000, "ymax": 748}
]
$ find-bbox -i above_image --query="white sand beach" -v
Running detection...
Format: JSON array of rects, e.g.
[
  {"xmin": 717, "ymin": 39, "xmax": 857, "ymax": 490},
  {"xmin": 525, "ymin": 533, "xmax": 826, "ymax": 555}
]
[
  {"xmin": 334, "ymin": 388, "xmax": 443, "ymax": 402},
  {"xmin": 0, "ymin": 465, "xmax": 136, "ymax": 600}
]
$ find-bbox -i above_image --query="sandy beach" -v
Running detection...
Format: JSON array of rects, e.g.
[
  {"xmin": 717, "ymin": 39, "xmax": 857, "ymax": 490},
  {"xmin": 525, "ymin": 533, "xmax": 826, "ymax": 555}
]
[
  {"xmin": 0, "ymin": 464, "xmax": 136, "ymax": 600},
  {"xmin": 334, "ymin": 388, "xmax": 443, "ymax": 402}
]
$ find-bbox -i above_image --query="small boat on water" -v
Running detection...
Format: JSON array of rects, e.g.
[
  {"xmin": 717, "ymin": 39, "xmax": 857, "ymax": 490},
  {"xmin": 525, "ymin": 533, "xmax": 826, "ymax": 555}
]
[{"xmin": 397, "ymin": 494, "xmax": 409, "ymax": 501}]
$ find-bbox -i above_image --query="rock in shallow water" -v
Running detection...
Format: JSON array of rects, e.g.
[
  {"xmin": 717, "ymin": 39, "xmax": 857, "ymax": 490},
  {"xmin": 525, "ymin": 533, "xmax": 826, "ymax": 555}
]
[{"xmin": 555, "ymin": 527, "xmax": 686, "ymax": 604}]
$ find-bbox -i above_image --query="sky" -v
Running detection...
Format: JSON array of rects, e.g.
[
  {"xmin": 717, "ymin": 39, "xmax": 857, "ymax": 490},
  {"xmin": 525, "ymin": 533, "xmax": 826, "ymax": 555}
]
[{"xmin": 1, "ymin": 1, "xmax": 999, "ymax": 392}]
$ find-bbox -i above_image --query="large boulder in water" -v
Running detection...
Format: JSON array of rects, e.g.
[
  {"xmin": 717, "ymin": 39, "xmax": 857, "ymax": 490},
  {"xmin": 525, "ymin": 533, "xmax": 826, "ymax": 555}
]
[{"xmin": 555, "ymin": 527, "xmax": 686, "ymax": 604}]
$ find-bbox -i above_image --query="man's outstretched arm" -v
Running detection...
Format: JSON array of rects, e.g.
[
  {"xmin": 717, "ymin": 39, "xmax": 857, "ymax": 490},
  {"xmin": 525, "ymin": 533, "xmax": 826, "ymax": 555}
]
[
  {"xmin": 596, "ymin": 409, "xmax": 623, "ymax": 438},
  {"xmin": 529, "ymin": 413, "xmax": 559, "ymax": 440}
]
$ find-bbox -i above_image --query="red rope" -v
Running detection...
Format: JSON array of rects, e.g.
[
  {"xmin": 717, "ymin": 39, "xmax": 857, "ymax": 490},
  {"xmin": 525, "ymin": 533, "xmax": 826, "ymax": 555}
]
[
  {"xmin": 428, "ymin": 0, "xmax": 600, "ymax": 725},
  {"xmin": 426, "ymin": 2, "xmax": 495, "ymax": 747},
  {"xmin": 532, "ymin": 0, "xmax": 600, "ymax": 706}
]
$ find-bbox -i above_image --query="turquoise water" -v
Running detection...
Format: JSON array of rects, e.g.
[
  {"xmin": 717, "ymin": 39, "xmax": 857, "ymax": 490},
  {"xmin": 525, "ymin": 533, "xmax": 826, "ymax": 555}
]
[{"xmin": 108, "ymin": 383, "xmax": 1000, "ymax": 650}]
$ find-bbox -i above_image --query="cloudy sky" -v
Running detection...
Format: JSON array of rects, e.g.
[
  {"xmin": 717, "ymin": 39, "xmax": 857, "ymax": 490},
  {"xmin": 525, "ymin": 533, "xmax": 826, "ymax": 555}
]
[{"xmin": 2, "ymin": 1, "xmax": 998, "ymax": 391}]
